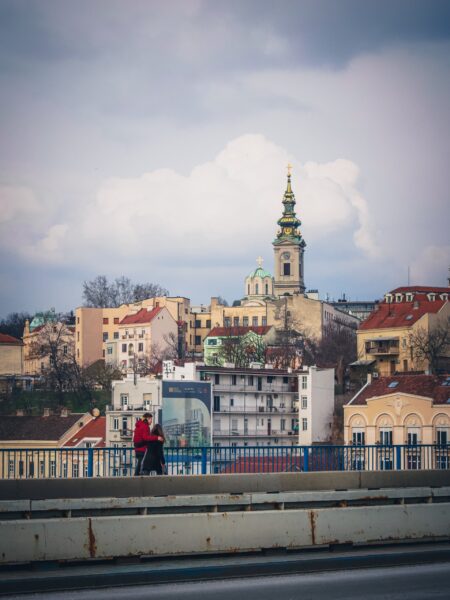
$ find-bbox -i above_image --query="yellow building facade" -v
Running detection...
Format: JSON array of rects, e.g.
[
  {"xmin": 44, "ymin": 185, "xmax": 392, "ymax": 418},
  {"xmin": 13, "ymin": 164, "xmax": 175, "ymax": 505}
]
[
  {"xmin": 357, "ymin": 286, "xmax": 449, "ymax": 376},
  {"xmin": 344, "ymin": 374, "xmax": 450, "ymax": 470}
]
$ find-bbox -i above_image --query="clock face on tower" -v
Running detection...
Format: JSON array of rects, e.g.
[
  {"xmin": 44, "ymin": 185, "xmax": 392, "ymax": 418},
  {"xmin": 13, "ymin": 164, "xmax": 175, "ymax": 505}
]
[{"xmin": 282, "ymin": 252, "xmax": 290, "ymax": 259}]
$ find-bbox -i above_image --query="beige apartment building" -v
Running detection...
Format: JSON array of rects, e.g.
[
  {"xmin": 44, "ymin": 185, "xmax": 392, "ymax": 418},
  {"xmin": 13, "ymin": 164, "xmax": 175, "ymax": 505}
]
[
  {"xmin": 22, "ymin": 320, "xmax": 75, "ymax": 376},
  {"xmin": 344, "ymin": 374, "xmax": 450, "ymax": 468},
  {"xmin": 76, "ymin": 296, "xmax": 191, "ymax": 367},
  {"xmin": 0, "ymin": 334, "xmax": 23, "ymax": 375},
  {"xmin": 356, "ymin": 286, "xmax": 449, "ymax": 376}
]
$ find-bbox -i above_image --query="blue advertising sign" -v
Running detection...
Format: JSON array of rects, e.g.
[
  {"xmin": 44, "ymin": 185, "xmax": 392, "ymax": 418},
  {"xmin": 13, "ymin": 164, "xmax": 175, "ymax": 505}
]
[{"xmin": 162, "ymin": 381, "xmax": 212, "ymax": 448}]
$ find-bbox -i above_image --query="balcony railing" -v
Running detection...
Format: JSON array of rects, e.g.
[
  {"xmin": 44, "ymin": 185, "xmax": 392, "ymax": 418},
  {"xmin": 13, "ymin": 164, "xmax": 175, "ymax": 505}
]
[
  {"xmin": 0, "ymin": 444, "xmax": 448, "ymax": 478},
  {"xmin": 216, "ymin": 406, "xmax": 297, "ymax": 414},
  {"xmin": 365, "ymin": 342, "xmax": 400, "ymax": 355}
]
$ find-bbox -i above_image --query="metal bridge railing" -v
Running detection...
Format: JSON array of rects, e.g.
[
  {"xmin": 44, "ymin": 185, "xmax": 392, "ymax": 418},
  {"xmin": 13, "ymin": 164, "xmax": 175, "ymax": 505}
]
[{"xmin": 0, "ymin": 444, "xmax": 449, "ymax": 479}]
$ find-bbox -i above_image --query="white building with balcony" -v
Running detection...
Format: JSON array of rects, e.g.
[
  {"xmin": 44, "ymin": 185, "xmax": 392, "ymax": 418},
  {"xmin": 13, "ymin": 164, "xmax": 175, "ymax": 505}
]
[
  {"xmin": 163, "ymin": 362, "xmax": 335, "ymax": 447},
  {"xmin": 105, "ymin": 375, "xmax": 162, "ymax": 452}
]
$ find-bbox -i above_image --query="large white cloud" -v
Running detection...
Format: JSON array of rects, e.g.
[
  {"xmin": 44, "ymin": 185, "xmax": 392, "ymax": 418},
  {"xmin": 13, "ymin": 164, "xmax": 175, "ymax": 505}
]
[{"xmin": 2, "ymin": 134, "xmax": 377, "ymax": 271}]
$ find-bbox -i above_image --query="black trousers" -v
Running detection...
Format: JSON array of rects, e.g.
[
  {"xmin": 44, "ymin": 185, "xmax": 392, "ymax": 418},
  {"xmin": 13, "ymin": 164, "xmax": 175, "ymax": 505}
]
[{"xmin": 134, "ymin": 453, "xmax": 145, "ymax": 476}]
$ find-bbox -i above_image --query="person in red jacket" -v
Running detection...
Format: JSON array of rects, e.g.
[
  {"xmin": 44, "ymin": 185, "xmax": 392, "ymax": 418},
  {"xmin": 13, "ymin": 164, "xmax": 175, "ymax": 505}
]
[{"xmin": 133, "ymin": 413, "xmax": 163, "ymax": 476}]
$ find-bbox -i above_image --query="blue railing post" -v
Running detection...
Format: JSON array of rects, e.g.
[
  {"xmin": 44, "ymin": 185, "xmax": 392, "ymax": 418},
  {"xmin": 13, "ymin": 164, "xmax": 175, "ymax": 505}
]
[
  {"xmin": 87, "ymin": 448, "xmax": 94, "ymax": 478},
  {"xmin": 395, "ymin": 445, "xmax": 402, "ymax": 470},
  {"xmin": 201, "ymin": 447, "xmax": 208, "ymax": 475},
  {"xmin": 303, "ymin": 447, "xmax": 309, "ymax": 472}
]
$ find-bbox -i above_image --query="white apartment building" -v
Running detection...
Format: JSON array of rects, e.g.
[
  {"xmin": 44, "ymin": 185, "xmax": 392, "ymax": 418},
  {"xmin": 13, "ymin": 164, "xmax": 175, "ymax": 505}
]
[
  {"xmin": 105, "ymin": 375, "xmax": 162, "ymax": 452},
  {"xmin": 106, "ymin": 306, "xmax": 177, "ymax": 372},
  {"xmin": 297, "ymin": 366, "xmax": 335, "ymax": 445},
  {"xmin": 163, "ymin": 362, "xmax": 335, "ymax": 448}
]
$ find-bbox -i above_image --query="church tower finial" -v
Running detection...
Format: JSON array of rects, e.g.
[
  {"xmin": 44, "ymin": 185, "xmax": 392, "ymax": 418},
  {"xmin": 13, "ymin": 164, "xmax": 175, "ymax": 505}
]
[{"xmin": 272, "ymin": 167, "xmax": 306, "ymax": 296}]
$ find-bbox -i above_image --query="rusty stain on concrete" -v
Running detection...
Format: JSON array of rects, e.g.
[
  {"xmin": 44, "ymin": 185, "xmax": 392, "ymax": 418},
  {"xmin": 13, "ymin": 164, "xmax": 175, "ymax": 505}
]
[
  {"xmin": 309, "ymin": 510, "xmax": 317, "ymax": 545},
  {"xmin": 88, "ymin": 518, "xmax": 97, "ymax": 558}
]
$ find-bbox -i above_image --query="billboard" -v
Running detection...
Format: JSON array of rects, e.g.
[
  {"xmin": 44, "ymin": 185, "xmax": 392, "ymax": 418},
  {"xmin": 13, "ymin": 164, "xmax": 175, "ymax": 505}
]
[{"xmin": 162, "ymin": 381, "xmax": 212, "ymax": 448}]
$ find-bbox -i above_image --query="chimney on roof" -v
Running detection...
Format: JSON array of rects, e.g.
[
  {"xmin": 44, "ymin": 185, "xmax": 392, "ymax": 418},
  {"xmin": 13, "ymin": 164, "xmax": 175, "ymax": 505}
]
[
  {"xmin": 16, "ymin": 409, "xmax": 24, "ymax": 416},
  {"xmin": 60, "ymin": 407, "xmax": 69, "ymax": 417},
  {"xmin": 43, "ymin": 407, "xmax": 51, "ymax": 417},
  {"xmin": 367, "ymin": 373, "xmax": 372, "ymax": 384}
]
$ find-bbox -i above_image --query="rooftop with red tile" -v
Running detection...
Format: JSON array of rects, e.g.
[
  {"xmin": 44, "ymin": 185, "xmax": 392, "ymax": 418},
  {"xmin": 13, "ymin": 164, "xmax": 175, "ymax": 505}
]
[
  {"xmin": 360, "ymin": 294, "xmax": 447, "ymax": 330},
  {"xmin": 350, "ymin": 374, "xmax": 450, "ymax": 406},
  {"xmin": 63, "ymin": 416, "xmax": 106, "ymax": 447},
  {"xmin": 120, "ymin": 306, "xmax": 162, "ymax": 325},
  {"xmin": 0, "ymin": 333, "xmax": 22, "ymax": 345}
]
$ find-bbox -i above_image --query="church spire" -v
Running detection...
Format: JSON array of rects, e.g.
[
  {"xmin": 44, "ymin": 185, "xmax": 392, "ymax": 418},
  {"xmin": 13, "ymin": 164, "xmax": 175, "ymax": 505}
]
[{"xmin": 273, "ymin": 165, "xmax": 305, "ymax": 247}]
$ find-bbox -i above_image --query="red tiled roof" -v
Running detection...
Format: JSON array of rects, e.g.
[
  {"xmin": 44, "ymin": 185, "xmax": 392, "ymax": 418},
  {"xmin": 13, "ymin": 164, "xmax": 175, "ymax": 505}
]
[
  {"xmin": 360, "ymin": 295, "xmax": 446, "ymax": 330},
  {"xmin": 390, "ymin": 286, "xmax": 449, "ymax": 294},
  {"xmin": 207, "ymin": 326, "xmax": 272, "ymax": 338},
  {"xmin": 0, "ymin": 333, "xmax": 22, "ymax": 345},
  {"xmin": 120, "ymin": 306, "xmax": 162, "ymax": 325},
  {"xmin": 350, "ymin": 374, "xmax": 450, "ymax": 405},
  {"xmin": 63, "ymin": 416, "xmax": 106, "ymax": 447}
]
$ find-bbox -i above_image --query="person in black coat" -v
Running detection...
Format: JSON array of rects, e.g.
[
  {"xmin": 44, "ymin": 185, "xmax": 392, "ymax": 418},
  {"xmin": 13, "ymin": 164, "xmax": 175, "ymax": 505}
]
[{"xmin": 141, "ymin": 423, "xmax": 166, "ymax": 475}]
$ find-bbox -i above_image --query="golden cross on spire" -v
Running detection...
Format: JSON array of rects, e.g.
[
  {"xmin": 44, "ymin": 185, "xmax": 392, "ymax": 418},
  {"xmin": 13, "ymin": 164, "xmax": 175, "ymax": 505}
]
[
  {"xmin": 256, "ymin": 256, "xmax": 264, "ymax": 268},
  {"xmin": 287, "ymin": 163, "xmax": 292, "ymax": 176}
]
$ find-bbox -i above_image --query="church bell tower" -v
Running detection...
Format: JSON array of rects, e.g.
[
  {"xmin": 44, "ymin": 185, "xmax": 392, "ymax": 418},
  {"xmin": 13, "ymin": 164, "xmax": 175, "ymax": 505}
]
[{"xmin": 273, "ymin": 165, "xmax": 306, "ymax": 296}]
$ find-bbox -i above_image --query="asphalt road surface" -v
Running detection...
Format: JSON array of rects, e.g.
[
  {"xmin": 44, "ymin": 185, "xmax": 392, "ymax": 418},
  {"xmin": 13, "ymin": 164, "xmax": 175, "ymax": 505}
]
[{"xmin": 5, "ymin": 562, "xmax": 450, "ymax": 600}]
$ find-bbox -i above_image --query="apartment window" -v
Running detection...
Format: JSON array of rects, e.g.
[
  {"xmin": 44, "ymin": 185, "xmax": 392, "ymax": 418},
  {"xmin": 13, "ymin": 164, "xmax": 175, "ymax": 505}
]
[
  {"xmin": 380, "ymin": 429, "xmax": 393, "ymax": 445},
  {"xmin": 39, "ymin": 461, "xmax": 45, "ymax": 477},
  {"xmin": 102, "ymin": 349, "xmax": 105, "ymax": 358},
  {"xmin": 352, "ymin": 429, "xmax": 365, "ymax": 445},
  {"xmin": 62, "ymin": 463, "xmax": 68, "ymax": 478},
  {"xmin": 437, "ymin": 430, "xmax": 448, "ymax": 445},
  {"xmin": 50, "ymin": 460, "xmax": 56, "ymax": 478},
  {"xmin": 283, "ymin": 263, "xmax": 290, "ymax": 276},
  {"xmin": 103, "ymin": 332, "xmax": 108, "ymax": 342},
  {"xmin": 231, "ymin": 375, "xmax": 237, "ymax": 385},
  {"xmin": 195, "ymin": 319, "xmax": 201, "ymax": 328},
  {"xmin": 121, "ymin": 344, "xmax": 127, "ymax": 352},
  {"xmin": 302, "ymin": 418, "xmax": 308, "ymax": 431},
  {"xmin": 195, "ymin": 335, "xmax": 201, "ymax": 345},
  {"xmin": 103, "ymin": 318, "xmax": 109, "ymax": 325},
  {"xmin": 138, "ymin": 343, "xmax": 144, "ymax": 352},
  {"xmin": 77, "ymin": 317, "xmax": 80, "ymax": 324},
  {"xmin": 77, "ymin": 331, "xmax": 80, "ymax": 341},
  {"xmin": 213, "ymin": 396, "xmax": 221, "ymax": 411},
  {"xmin": 213, "ymin": 418, "xmax": 221, "ymax": 433},
  {"xmin": 252, "ymin": 316, "xmax": 258, "ymax": 327},
  {"xmin": 230, "ymin": 398, "xmax": 234, "ymax": 407},
  {"xmin": 214, "ymin": 374, "xmax": 220, "ymax": 384},
  {"xmin": 262, "ymin": 316, "xmax": 267, "ymax": 326},
  {"xmin": 113, "ymin": 418, "xmax": 119, "ymax": 430},
  {"xmin": 113, "ymin": 332, "xmax": 119, "ymax": 339},
  {"xmin": 73, "ymin": 463, "xmax": 79, "ymax": 478},
  {"xmin": 231, "ymin": 419, "xmax": 238, "ymax": 433},
  {"xmin": 114, "ymin": 317, "xmax": 119, "ymax": 324},
  {"xmin": 301, "ymin": 376, "xmax": 308, "ymax": 390},
  {"xmin": 122, "ymin": 417, "xmax": 128, "ymax": 434},
  {"xmin": 283, "ymin": 376, "xmax": 289, "ymax": 384},
  {"xmin": 206, "ymin": 320, "xmax": 211, "ymax": 328},
  {"xmin": 107, "ymin": 347, "xmax": 113, "ymax": 355},
  {"xmin": 233, "ymin": 317, "xmax": 239, "ymax": 327},
  {"xmin": 243, "ymin": 317, "xmax": 249, "ymax": 326},
  {"xmin": 77, "ymin": 348, "xmax": 80, "ymax": 358},
  {"xmin": 301, "ymin": 396, "xmax": 307, "ymax": 409},
  {"xmin": 267, "ymin": 376, "xmax": 274, "ymax": 383},
  {"xmin": 280, "ymin": 419, "xmax": 286, "ymax": 431},
  {"xmin": 120, "ymin": 394, "xmax": 128, "ymax": 407},
  {"xmin": 8, "ymin": 460, "xmax": 14, "ymax": 477},
  {"xmin": 224, "ymin": 317, "xmax": 231, "ymax": 327},
  {"xmin": 407, "ymin": 430, "xmax": 419, "ymax": 445},
  {"xmin": 248, "ymin": 375, "xmax": 254, "ymax": 386},
  {"xmin": 63, "ymin": 345, "xmax": 68, "ymax": 355},
  {"xmin": 143, "ymin": 393, "xmax": 152, "ymax": 410}
]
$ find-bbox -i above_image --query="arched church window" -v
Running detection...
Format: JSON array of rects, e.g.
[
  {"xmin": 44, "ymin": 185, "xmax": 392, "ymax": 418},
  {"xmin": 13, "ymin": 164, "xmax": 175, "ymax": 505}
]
[
  {"xmin": 283, "ymin": 263, "xmax": 290, "ymax": 276},
  {"xmin": 265, "ymin": 283, "xmax": 269, "ymax": 295},
  {"xmin": 248, "ymin": 284, "xmax": 250, "ymax": 295},
  {"xmin": 255, "ymin": 284, "xmax": 259, "ymax": 295}
]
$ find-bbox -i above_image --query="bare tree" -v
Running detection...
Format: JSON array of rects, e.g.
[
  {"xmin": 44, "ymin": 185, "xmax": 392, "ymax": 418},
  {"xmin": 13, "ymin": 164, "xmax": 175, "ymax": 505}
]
[
  {"xmin": 315, "ymin": 323, "xmax": 357, "ymax": 389},
  {"xmin": 0, "ymin": 311, "xmax": 32, "ymax": 339},
  {"xmin": 29, "ymin": 322, "xmax": 76, "ymax": 402},
  {"xmin": 82, "ymin": 275, "xmax": 169, "ymax": 308},
  {"xmin": 409, "ymin": 321, "xmax": 450, "ymax": 374}
]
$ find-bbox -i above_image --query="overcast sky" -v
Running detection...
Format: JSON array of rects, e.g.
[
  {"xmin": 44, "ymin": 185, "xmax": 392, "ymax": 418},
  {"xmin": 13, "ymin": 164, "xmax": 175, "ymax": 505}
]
[{"xmin": 1, "ymin": 0, "xmax": 449, "ymax": 316}]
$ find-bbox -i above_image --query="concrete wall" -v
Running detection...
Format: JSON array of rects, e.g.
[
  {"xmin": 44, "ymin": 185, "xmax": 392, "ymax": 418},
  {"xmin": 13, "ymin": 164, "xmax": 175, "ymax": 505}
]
[{"xmin": 0, "ymin": 342, "xmax": 23, "ymax": 375}]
